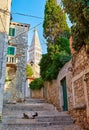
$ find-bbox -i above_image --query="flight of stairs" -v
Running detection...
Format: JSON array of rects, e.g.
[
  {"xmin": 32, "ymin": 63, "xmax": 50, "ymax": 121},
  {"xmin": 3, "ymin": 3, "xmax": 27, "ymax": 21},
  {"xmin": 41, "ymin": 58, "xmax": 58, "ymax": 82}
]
[{"xmin": 1, "ymin": 98, "xmax": 83, "ymax": 130}]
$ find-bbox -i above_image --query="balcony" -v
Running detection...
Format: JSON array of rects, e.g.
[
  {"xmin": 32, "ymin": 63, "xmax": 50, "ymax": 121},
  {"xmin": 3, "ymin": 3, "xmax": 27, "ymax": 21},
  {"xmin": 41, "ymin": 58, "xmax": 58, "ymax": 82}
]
[{"xmin": 7, "ymin": 56, "xmax": 17, "ymax": 68}]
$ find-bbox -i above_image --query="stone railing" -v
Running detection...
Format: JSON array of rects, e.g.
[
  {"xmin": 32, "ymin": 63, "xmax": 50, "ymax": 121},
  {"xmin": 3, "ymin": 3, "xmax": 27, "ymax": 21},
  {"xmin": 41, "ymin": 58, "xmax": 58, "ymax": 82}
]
[{"xmin": 7, "ymin": 55, "xmax": 17, "ymax": 64}]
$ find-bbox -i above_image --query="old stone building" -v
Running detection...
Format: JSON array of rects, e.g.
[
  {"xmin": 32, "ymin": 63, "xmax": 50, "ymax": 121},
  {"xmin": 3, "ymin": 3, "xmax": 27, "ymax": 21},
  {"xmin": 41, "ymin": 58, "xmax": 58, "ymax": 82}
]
[
  {"xmin": 43, "ymin": 60, "xmax": 72, "ymax": 111},
  {"xmin": 4, "ymin": 22, "xmax": 30, "ymax": 102},
  {"xmin": 0, "ymin": 0, "xmax": 12, "ymax": 119},
  {"xmin": 70, "ymin": 47, "xmax": 89, "ymax": 129},
  {"xmin": 57, "ymin": 47, "xmax": 89, "ymax": 129},
  {"xmin": 57, "ymin": 60, "xmax": 73, "ymax": 112}
]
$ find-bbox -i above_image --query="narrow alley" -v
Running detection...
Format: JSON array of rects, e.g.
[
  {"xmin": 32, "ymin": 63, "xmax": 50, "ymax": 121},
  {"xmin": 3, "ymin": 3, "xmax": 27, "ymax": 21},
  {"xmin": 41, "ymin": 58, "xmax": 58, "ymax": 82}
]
[
  {"xmin": 1, "ymin": 98, "xmax": 83, "ymax": 130},
  {"xmin": 0, "ymin": 0, "xmax": 89, "ymax": 130}
]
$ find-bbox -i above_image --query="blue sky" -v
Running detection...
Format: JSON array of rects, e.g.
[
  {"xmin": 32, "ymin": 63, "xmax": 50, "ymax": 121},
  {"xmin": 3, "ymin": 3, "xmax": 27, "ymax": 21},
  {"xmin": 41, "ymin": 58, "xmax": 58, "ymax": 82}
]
[
  {"xmin": 11, "ymin": 0, "xmax": 47, "ymax": 54},
  {"xmin": 11, "ymin": 0, "xmax": 72, "ymax": 54}
]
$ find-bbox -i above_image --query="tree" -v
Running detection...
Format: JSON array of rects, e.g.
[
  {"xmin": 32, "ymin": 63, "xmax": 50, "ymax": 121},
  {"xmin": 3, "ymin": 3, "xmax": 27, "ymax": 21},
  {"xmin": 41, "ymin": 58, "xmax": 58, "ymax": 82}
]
[
  {"xmin": 56, "ymin": 37, "xmax": 71, "ymax": 54},
  {"xmin": 40, "ymin": 0, "xmax": 71, "ymax": 81},
  {"xmin": 43, "ymin": 0, "xmax": 69, "ymax": 46},
  {"xmin": 39, "ymin": 53, "xmax": 52, "ymax": 80},
  {"xmin": 39, "ymin": 37, "xmax": 71, "ymax": 81},
  {"xmin": 62, "ymin": 0, "xmax": 89, "ymax": 50},
  {"xmin": 26, "ymin": 64, "xmax": 33, "ymax": 78}
]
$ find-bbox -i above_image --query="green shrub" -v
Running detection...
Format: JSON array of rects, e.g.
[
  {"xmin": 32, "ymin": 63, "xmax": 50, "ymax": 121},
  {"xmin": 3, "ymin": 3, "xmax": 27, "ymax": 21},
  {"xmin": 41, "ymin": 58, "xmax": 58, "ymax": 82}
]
[
  {"xmin": 26, "ymin": 64, "xmax": 33, "ymax": 78},
  {"xmin": 45, "ymin": 53, "xmax": 71, "ymax": 81},
  {"xmin": 5, "ymin": 79, "xmax": 12, "ymax": 82},
  {"xmin": 29, "ymin": 78, "xmax": 44, "ymax": 90}
]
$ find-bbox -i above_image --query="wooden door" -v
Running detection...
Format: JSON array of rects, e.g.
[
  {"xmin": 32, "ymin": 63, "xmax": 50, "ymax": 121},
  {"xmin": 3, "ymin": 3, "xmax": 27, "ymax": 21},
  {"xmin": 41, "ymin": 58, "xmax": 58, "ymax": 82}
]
[{"xmin": 61, "ymin": 78, "xmax": 68, "ymax": 111}]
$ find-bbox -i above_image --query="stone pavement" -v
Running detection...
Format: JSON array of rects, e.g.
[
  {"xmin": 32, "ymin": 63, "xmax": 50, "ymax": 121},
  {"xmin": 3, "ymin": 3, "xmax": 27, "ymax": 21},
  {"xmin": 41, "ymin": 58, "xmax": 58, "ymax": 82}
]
[{"xmin": 1, "ymin": 98, "xmax": 83, "ymax": 130}]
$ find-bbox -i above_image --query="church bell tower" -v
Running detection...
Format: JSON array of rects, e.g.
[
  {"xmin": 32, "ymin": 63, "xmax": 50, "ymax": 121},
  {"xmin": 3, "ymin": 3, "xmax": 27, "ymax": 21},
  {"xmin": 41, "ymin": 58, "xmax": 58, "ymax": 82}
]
[{"xmin": 29, "ymin": 28, "xmax": 42, "ymax": 78}]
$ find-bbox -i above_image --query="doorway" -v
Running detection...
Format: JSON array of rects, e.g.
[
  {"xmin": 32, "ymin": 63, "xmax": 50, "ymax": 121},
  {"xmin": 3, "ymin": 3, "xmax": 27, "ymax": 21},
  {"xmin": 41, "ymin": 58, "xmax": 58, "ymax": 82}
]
[{"xmin": 61, "ymin": 77, "xmax": 68, "ymax": 111}]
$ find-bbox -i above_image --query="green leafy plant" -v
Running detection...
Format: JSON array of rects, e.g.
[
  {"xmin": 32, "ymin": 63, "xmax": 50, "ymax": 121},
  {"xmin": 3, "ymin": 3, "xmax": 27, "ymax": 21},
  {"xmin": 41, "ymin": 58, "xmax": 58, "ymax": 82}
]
[
  {"xmin": 26, "ymin": 64, "xmax": 33, "ymax": 78},
  {"xmin": 39, "ymin": 37, "xmax": 71, "ymax": 81},
  {"xmin": 5, "ymin": 79, "xmax": 12, "ymax": 82},
  {"xmin": 43, "ymin": 0, "xmax": 69, "ymax": 46},
  {"xmin": 39, "ymin": 0, "xmax": 71, "ymax": 82},
  {"xmin": 30, "ymin": 78, "xmax": 44, "ymax": 90},
  {"xmin": 62, "ymin": 0, "xmax": 89, "ymax": 51}
]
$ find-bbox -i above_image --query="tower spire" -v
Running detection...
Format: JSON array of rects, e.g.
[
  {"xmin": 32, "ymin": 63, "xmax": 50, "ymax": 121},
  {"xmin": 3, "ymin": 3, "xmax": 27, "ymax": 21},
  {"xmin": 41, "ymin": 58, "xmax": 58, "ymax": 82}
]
[{"xmin": 28, "ymin": 28, "xmax": 42, "ymax": 78}]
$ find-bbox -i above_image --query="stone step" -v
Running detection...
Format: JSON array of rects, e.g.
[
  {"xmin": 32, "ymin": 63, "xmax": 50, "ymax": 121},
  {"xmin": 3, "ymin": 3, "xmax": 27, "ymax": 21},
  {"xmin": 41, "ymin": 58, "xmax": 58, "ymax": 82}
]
[
  {"xmin": 3, "ymin": 115, "xmax": 73, "ymax": 123},
  {"xmin": 3, "ymin": 103, "xmax": 55, "ymax": 111},
  {"xmin": 3, "ymin": 118, "xmax": 73, "ymax": 126},
  {"xmin": 36, "ymin": 116, "xmax": 73, "ymax": 122},
  {"xmin": 3, "ymin": 110, "xmax": 72, "ymax": 123},
  {"xmin": 2, "ymin": 99, "xmax": 83, "ymax": 130},
  {"xmin": 1, "ymin": 124, "xmax": 83, "ymax": 130},
  {"xmin": 3, "ymin": 110, "xmax": 68, "ymax": 116},
  {"xmin": 3, "ymin": 111, "xmax": 71, "ymax": 121},
  {"xmin": 25, "ymin": 98, "xmax": 46, "ymax": 103}
]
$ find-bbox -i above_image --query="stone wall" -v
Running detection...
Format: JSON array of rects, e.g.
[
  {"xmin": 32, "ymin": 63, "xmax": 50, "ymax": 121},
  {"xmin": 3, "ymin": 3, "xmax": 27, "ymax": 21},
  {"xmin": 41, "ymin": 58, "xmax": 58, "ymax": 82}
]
[
  {"xmin": 39, "ymin": 46, "xmax": 89, "ymax": 128},
  {"xmin": 31, "ymin": 88, "xmax": 43, "ymax": 99},
  {"xmin": 71, "ymin": 109, "xmax": 89, "ymax": 129},
  {"xmin": 70, "ymin": 46, "xmax": 89, "ymax": 129},
  {"xmin": 56, "ymin": 47, "xmax": 89, "ymax": 129},
  {"xmin": 44, "ymin": 80, "xmax": 60, "ymax": 111},
  {"xmin": 42, "ymin": 61, "xmax": 73, "ymax": 112}
]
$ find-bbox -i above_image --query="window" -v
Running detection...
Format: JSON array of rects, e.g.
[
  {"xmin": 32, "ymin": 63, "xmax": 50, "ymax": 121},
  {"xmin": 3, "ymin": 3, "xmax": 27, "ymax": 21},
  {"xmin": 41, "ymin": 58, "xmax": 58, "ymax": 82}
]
[
  {"xmin": 9, "ymin": 28, "xmax": 15, "ymax": 36},
  {"xmin": 7, "ymin": 46, "xmax": 16, "ymax": 55}
]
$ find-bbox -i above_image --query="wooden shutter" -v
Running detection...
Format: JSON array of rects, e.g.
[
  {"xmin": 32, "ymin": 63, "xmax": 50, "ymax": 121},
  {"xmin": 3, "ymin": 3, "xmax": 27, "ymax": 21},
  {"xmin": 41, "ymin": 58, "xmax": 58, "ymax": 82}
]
[
  {"xmin": 7, "ymin": 46, "xmax": 15, "ymax": 55},
  {"xmin": 9, "ymin": 28, "xmax": 15, "ymax": 36}
]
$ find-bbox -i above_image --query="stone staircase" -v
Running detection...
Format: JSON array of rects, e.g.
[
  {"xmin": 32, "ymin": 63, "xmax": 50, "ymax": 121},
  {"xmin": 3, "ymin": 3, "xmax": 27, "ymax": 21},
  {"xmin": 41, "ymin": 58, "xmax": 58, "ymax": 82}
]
[{"xmin": 1, "ymin": 98, "xmax": 83, "ymax": 130}]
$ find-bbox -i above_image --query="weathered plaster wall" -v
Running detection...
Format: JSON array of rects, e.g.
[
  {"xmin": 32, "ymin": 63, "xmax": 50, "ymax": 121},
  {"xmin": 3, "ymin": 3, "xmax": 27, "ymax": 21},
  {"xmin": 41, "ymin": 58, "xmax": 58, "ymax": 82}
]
[
  {"xmin": 0, "ymin": 0, "xmax": 12, "ymax": 34},
  {"xmin": 4, "ymin": 67, "xmax": 16, "ymax": 102},
  {"xmin": 15, "ymin": 24, "xmax": 29, "ymax": 100},
  {"xmin": 0, "ymin": 33, "xmax": 8, "ymax": 118},
  {"xmin": 4, "ymin": 22, "xmax": 30, "ymax": 102},
  {"xmin": 57, "ymin": 60, "xmax": 73, "ymax": 112},
  {"xmin": 25, "ymin": 80, "xmax": 30, "ymax": 98},
  {"xmin": 0, "ymin": 0, "xmax": 12, "ymax": 119}
]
